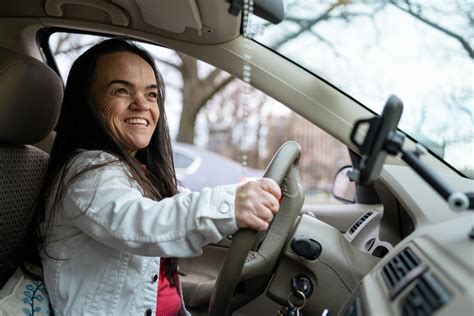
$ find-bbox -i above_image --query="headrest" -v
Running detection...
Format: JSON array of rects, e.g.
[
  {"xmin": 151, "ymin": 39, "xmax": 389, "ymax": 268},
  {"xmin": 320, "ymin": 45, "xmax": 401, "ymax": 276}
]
[{"xmin": 0, "ymin": 47, "xmax": 63, "ymax": 144}]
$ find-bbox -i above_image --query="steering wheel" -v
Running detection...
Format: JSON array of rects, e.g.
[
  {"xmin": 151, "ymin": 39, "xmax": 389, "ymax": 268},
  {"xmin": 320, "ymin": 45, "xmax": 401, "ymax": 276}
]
[{"xmin": 209, "ymin": 141, "xmax": 304, "ymax": 316}]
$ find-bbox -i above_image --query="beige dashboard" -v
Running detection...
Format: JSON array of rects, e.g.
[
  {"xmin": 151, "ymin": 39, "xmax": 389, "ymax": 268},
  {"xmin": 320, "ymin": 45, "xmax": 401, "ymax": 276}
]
[
  {"xmin": 357, "ymin": 224, "xmax": 473, "ymax": 316},
  {"xmin": 354, "ymin": 165, "xmax": 474, "ymax": 316},
  {"xmin": 266, "ymin": 164, "xmax": 473, "ymax": 315}
]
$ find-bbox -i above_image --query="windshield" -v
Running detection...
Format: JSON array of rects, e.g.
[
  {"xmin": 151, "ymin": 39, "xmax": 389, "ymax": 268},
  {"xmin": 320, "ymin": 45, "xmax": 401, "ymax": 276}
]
[{"xmin": 249, "ymin": 0, "xmax": 473, "ymax": 178}]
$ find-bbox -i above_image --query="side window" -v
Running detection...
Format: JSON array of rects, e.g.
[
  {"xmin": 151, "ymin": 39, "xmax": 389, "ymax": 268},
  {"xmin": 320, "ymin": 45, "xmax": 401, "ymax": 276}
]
[{"xmin": 48, "ymin": 32, "xmax": 351, "ymax": 204}]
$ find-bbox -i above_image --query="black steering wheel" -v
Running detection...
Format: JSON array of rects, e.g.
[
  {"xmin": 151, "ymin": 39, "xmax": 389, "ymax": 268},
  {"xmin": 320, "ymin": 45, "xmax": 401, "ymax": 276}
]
[{"xmin": 209, "ymin": 141, "xmax": 304, "ymax": 316}]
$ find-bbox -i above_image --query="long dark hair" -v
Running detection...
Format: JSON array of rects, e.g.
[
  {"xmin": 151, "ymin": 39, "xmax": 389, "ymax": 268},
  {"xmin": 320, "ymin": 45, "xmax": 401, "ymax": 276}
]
[{"xmin": 25, "ymin": 38, "xmax": 178, "ymax": 269}]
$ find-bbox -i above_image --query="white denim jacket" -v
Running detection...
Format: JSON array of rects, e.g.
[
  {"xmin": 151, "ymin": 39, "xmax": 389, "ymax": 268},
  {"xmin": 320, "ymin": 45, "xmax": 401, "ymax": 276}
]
[{"xmin": 41, "ymin": 150, "xmax": 238, "ymax": 315}]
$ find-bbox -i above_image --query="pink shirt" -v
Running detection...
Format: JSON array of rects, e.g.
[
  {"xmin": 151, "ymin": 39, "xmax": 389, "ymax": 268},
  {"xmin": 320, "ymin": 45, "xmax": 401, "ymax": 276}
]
[{"xmin": 156, "ymin": 259, "xmax": 182, "ymax": 316}]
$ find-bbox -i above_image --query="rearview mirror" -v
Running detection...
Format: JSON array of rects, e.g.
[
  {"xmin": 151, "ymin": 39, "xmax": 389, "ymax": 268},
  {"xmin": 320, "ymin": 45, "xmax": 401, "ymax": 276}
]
[
  {"xmin": 332, "ymin": 165, "xmax": 356, "ymax": 203},
  {"xmin": 228, "ymin": 0, "xmax": 285, "ymax": 24}
]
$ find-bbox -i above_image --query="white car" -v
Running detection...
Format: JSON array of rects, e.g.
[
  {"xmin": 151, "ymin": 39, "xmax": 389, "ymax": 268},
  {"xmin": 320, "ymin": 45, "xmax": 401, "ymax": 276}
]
[{"xmin": 173, "ymin": 142, "xmax": 262, "ymax": 191}]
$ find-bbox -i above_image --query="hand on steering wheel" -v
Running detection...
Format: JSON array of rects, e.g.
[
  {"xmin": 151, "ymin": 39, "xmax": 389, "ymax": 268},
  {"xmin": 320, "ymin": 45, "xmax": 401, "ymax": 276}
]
[
  {"xmin": 235, "ymin": 178, "xmax": 281, "ymax": 231},
  {"xmin": 209, "ymin": 141, "xmax": 304, "ymax": 316}
]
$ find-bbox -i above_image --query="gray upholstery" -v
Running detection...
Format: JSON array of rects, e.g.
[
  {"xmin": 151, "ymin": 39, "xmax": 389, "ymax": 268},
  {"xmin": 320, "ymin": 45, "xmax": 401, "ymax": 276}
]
[
  {"xmin": 0, "ymin": 47, "xmax": 62, "ymax": 144},
  {"xmin": 0, "ymin": 146, "xmax": 49, "ymax": 264},
  {"xmin": 0, "ymin": 47, "xmax": 62, "ymax": 285}
]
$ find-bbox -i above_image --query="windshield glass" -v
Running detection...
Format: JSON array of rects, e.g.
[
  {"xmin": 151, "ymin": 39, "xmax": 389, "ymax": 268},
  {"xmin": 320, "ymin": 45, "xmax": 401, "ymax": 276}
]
[{"xmin": 249, "ymin": 0, "xmax": 473, "ymax": 178}]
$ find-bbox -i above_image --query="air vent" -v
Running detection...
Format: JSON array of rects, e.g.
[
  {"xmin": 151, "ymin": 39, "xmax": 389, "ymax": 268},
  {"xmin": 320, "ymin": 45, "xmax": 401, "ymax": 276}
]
[
  {"xmin": 349, "ymin": 211, "xmax": 373, "ymax": 234},
  {"xmin": 382, "ymin": 248, "xmax": 427, "ymax": 299},
  {"xmin": 402, "ymin": 273, "xmax": 452, "ymax": 316}
]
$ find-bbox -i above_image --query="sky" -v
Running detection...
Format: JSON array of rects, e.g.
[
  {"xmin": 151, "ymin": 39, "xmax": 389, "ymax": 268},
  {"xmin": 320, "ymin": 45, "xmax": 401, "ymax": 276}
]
[{"xmin": 251, "ymin": 0, "xmax": 473, "ymax": 172}]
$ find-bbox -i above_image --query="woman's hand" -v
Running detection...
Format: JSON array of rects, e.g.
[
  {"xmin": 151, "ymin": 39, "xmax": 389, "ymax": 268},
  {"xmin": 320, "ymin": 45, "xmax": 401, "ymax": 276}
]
[{"xmin": 234, "ymin": 178, "xmax": 282, "ymax": 231}]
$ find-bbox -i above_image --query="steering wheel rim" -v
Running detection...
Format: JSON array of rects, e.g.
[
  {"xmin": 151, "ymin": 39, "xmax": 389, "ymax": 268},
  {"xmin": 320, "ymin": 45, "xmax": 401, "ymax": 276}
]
[{"xmin": 209, "ymin": 141, "xmax": 304, "ymax": 316}]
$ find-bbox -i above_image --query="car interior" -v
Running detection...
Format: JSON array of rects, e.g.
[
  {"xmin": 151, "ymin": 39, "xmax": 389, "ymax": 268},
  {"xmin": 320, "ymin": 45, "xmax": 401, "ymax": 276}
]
[{"xmin": 0, "ymin": 1, "xmax": 473, "ymax": 315}]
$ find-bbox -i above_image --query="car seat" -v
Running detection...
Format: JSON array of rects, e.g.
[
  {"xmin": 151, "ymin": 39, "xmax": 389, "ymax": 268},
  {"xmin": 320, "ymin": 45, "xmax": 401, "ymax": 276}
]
[{"xmin": 0, "ymin": 46, "xmax": 62, "ymax": 312}]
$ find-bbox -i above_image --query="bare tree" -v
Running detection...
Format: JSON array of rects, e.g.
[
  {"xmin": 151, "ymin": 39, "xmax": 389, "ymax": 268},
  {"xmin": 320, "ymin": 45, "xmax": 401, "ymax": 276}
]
[
  {"xmin": 265, "ymin": 1, "xmax": 472, "ymax": 59},
  {"xmin": 152, "ymin": 52, "xmax": 235, "ymax": 144},
  {"xmin": 269, "ymin": 0, "xmax": 385, "ymax": 51},
  {"xmin": 201, "ymin": 84, "xmax": 269, "ymax": 169}
]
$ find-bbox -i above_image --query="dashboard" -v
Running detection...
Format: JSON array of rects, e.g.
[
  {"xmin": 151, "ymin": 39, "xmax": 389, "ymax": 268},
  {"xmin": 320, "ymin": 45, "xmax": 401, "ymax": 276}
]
[
  {"xmin": 343, "ymin": 165, "xmax": 473, "ymax": 315},
  {"xmin": 265, "ymin": 164, "xmax": 473, "ymax": 315}
]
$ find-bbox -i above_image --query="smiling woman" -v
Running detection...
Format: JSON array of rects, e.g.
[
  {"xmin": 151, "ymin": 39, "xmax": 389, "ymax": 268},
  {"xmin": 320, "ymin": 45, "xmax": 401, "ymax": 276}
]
[
  {"xmin": 93, "ymin": 52, "xmax": 160, "ymax": 155},
  {"xmin": 1, "ymin": 1, "xmax": 473, "ymax": 316},
  {"xmin": 24, "ymin": 38, "xmax": 281, "ymax": 315}
]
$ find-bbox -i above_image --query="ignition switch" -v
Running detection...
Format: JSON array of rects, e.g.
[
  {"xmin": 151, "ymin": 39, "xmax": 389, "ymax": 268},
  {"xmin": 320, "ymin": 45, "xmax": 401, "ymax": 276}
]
[{"xmin": 291, "ymin": 274, "xmax": 314, "ymax": 298}]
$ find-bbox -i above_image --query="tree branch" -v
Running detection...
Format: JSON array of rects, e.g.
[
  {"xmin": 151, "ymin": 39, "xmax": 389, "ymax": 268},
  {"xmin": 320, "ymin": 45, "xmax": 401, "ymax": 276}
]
[
  {"xmin": 390, "ymin": 0, "xmax": 473, "ymax": 59},
  {"xmin": 53, "ymin": 34, "xmax": 70, "ymax": 55},
  {"xmin": 308, "ymin": 29, "xmax": 344, "ymax": 58},
  {"xmin": 273, "ymin": 1, "xmax": 386, "ymax": 51},
  {"xmin": 152, "ymin": 54, "xmax": 180, "ymax": 70},
  {"xmin": 202, "ymin": 68, "xmax": 223, "ymax": 85},
  {"xmin": 196, "ymin": 75, "xmax": 235, "ymax": 109},
  {"xmin": 177, "ymin": 52, "xmax": 197, "ymax": 75},
  {"xmin": 270, "ymin": 2, "xmax": 339, "ymax": 50},
  {"xmin": 55, "ymin": 42, "xmax": 97, "ymax": 55}
]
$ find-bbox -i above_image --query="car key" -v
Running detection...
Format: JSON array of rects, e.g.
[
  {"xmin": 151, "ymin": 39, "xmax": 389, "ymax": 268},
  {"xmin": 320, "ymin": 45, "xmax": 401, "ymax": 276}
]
[
  {"xmin": 290, "ymin": 275, "xmax": 313, "ymax": 297},
  {"xmin": 286, "ymin": 306, "xmax": 302, "ymax": 316},
  {"xmin": 286, "ymin": 288, "xmax": 306, "ymax": 316}
]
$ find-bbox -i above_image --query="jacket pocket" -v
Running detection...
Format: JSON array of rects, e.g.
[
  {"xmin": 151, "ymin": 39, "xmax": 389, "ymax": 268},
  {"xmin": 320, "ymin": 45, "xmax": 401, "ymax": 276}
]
[{"xmin": 88, "ymin": 257, "xmax": 120, "ymax": 313}]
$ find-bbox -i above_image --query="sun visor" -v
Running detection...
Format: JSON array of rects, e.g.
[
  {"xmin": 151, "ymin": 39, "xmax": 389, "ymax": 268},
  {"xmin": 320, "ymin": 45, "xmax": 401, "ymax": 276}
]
[
  {"xmin": 45, "ymin": 0, "xmax": 130, "ymax": 26},
  {"xmin": 136, "ymin": 0, "xmax": 203, "ymax": 35}
]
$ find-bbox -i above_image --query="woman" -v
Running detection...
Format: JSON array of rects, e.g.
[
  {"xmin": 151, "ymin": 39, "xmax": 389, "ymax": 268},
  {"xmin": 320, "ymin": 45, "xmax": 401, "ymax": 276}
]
[{"xmin": 31, "ymin": 38, "xmax": 281, "ymax": 315}]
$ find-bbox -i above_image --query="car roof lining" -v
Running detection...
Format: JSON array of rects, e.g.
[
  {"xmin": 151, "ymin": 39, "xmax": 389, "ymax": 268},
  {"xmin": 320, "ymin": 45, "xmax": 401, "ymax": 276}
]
[{"xmin": 0, "ymin": 0, "xmax": 240, "ymax": 45}]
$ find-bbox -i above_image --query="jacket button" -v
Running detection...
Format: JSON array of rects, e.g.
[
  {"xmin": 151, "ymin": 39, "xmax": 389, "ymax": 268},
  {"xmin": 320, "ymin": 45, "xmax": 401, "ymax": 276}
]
[
  {"xmin": 218, "ymin": 201, "xmax": 231, "ymax": 214},
  {"xmin": 152, "ymin": 274, "xmax": 158, "ymax": 283},
  {"xmin": 145, "ymin": 309, "xmax": 152, "ymax": 316}
]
